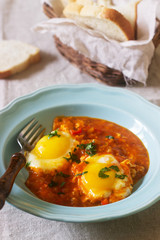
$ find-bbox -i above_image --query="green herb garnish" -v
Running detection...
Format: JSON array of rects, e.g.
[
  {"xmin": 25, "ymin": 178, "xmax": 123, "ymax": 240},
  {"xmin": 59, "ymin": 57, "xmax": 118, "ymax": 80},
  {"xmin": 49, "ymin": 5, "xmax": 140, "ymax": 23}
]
[
  {"xmin": 60, "ymin": 182, "xmax": 66, "ymax": 188},
  {"xmin": 63, "ymin": 152, "xmax": 72, "ymax": 161},
  {"xmin": 84, "ymin": 161, "xmax": 89, "ymax": 164},
  {"xmin": 75, "ymin": 171, "xmax": 88, "ymax": 177},
  {"xmin": 98, "ymin": 167, "xmax": 110, "ymax": 178},
  {"xmin": 85, "ymin": 142, "xmax": 97, "ymax": 156},
  {"xmin": 99, "ymin": 165, "xmax": 125, "ymax": 179},
  {"xmin": 63, "ymin": 152, "xmax": 80, "ymax": 164},
  {"xmin": 98, "ymin": 165, "xmax": 120, "ymax": 178},
  {"xmin": 106, "ymin": 135, "xmax": 114, "ymax": 139},
  {"xmin": 57, "ymin": 192, "xmax": 65, "ymax": 195},
  {"xmin": 115, "ymin": 174, "xmax": 127, "ymax": 179},
  {"xmin": 77, "ymin": 142, "xmax": 97, "ymax": 156},
  {"xmin": 25, "ymin": 161, "xmax": 31, "ymax": 168},
  {"xmin": 77, "ymin": 143, "xmax": 86, "ymax": 149},
  {"xmin": 48, "ymin": 129, "xmax": 61, "ymax": 139},
  {"xmin": 48, "ymin": 180, "xmax": 58, "ymax": 188},
  {"xmin": 56, "ymin": 171, "xmax": 70, "ymax": 178},
  {"xmin": 109, "ymin": 165, "xmax": 120, "ymax": 172}
]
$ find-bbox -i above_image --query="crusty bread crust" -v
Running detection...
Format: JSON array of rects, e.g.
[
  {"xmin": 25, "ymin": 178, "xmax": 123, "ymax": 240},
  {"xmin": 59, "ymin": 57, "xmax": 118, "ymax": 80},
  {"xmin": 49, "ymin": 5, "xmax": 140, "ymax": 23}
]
[
  {"xmin": 29, "ymin": 51, "xmax": 41, "ymax": 64},
  {"xmin": 0, "ymin": 70, "xmax": 11, "ymax": 79},
  {"xmin": 102, "ymin": 8, "xmax": 134, "ymax": 40}
]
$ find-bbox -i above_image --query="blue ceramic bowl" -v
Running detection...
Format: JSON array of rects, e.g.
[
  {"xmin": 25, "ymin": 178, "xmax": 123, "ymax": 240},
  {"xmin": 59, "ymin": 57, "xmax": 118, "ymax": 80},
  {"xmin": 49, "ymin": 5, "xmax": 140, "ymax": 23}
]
[{"xmin": 0, "ymin": 84, "xmax": 160, "ymax": 222}]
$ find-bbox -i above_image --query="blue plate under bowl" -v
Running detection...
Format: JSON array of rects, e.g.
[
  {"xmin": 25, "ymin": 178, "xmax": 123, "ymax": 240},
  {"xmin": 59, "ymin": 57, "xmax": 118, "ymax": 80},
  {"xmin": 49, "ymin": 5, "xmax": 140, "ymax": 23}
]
[{"xmin": 0, "ymin": 83, "xmax": 160, "ymax": 222}]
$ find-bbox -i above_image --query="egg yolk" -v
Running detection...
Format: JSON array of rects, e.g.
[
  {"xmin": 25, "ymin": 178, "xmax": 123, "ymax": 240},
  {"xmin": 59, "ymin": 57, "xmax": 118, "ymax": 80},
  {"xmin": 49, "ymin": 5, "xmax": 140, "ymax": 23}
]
[
  {"xmin": 31, "ymin": 133, "xmax": 71, "ymax": 159},
  {"xmin": 82, "ymin": 163, "xmax": 116, "ymax": 196}
]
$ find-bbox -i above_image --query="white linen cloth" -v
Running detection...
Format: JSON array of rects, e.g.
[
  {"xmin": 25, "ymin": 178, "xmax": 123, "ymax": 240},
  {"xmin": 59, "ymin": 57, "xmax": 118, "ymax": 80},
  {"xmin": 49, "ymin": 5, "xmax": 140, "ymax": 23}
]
[{"xmin": 1, "ymin": 0, "xmax": 160, "ymax": 240}]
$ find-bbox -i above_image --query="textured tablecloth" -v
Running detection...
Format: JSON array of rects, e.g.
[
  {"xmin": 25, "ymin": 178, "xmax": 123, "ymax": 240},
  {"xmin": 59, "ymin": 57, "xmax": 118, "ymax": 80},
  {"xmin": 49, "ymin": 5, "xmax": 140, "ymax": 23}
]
[{"xmin": 0, "ymin": 1, "xmax": 160, "ymax": 239}]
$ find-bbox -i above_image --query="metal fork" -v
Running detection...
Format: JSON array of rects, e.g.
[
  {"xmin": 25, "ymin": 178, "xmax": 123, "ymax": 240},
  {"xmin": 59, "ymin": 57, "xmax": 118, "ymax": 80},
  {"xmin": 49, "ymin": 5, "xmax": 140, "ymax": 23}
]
[{"xmin": 0, "ymin": 118, "xmax": 45, "ymax": 210}]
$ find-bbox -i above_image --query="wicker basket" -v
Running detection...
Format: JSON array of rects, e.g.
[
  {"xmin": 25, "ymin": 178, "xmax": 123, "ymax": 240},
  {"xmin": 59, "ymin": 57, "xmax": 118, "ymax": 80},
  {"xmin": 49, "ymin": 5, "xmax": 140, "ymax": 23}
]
[{"xmin": 43, "ymin": 3, "xmax": 160, "ymax": 86}]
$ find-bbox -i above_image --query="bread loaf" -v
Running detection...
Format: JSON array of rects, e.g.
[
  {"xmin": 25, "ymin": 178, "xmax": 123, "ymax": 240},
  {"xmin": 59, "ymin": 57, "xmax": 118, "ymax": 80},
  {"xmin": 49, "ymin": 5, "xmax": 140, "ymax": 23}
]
[
  {"xmin": 0, "ymin": 40, "xmax": 40, "ymax": 78},
  {"xmin": 63, "ymin": 0, "xmax": 139, "ymax": 41}
]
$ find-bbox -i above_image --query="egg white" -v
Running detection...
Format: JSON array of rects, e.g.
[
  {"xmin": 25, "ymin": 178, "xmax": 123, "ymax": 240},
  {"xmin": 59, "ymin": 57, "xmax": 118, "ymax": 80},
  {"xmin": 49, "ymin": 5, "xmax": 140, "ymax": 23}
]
[{"xmin": 80, "ymin": 154, "xmax": 133, "ymax": 200}]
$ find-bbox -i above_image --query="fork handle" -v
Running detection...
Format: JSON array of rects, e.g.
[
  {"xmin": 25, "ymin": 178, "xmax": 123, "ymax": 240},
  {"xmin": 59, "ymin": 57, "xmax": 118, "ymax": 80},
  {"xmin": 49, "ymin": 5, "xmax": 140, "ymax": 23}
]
[{"xmin": 0, "ymin": 153, "xmax": 26, "ymax": 210}]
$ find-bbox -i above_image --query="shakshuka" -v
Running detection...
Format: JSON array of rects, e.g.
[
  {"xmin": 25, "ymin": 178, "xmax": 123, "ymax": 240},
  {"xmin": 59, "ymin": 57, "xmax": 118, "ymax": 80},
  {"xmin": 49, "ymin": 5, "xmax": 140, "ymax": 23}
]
[{"xmin": 25, "ymin": 116, "xmax": 149, "ymax": 207}]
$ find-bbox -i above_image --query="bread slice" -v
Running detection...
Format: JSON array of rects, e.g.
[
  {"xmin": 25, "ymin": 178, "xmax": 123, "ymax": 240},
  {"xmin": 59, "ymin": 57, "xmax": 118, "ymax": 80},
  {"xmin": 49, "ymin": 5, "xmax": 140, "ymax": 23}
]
[
  {"xmin": 0, "ymin": 40, "xmax": 40, "ymax": 78},
  {"xmin": 63, "ymin": 1, "xmax": 138, "ymax": 41},
  {"xmin": 97, "ymin": 0, "xmax": 140, "ymax": 39}
]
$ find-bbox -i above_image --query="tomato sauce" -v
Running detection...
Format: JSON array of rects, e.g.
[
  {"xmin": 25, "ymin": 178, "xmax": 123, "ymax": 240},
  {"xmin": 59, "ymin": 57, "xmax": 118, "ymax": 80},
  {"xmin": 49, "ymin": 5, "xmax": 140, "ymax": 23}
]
[{"xmin": 26, "ymin": 116, "xmax": 149, "ymax": 207}]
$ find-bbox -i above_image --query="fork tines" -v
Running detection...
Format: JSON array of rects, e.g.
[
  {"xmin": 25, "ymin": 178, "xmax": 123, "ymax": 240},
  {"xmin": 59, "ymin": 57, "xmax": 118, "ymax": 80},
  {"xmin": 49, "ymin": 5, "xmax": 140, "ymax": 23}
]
[{"xmin": 20, "ymin": 118, "xmax": 45, "ymax": 146}]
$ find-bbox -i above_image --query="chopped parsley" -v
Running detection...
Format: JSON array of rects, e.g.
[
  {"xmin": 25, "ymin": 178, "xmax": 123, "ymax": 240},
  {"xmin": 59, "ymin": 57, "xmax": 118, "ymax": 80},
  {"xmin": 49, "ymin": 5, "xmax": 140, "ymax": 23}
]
[
  {"xmin": 63, "ymin": 152, "xmax": 80, "ymax": 164},
  {"xmin": 115, "ymin": 174, "xmax": 127, "ymax": 179},
  {"xmin": 98, "ymin": 165, "xmax": 120, "ymax": 178},
  {"xmin": 77, "ymin": 142, "xmax": 97, "ymax": 156},
  {"xmin": 56, "ymin": 171, "xmax": 70, "ymax": 178},
  {"xmin": 60, "ymin": 182, "xmax": 66, "ymax": 188},
  {"xmin": 75, "ymin": 171, "xmax": 88, "ymax": 177},
  {"xmin": 109, "ymin": 165, "xmax": 120, "ymax": 172},
  {"xmin": 48, "ymin": 180, "xmax": 66, "ymax": 188},
  {"xmin": 84, "ymin": 161, "xmax": 89, "ymax": 164},
  {"xmin": 48, "ymin": 129, "xmax": 61, "ymax": 139},
  {"xmin": 57, "ymin": 192, "xmax": 65, "ymax": 195},
  {"xmin": 48, "ymin": 180, "xmax": 58, "ymax": 188},
  {"xmin": 77, "ymin": 143, "xmax": 86, "ymax": 150},
  {"xmin": 106, "ymin": 135, "xmax": 114, "ymax": 139},
  {"xmin": 25, "ymin": 161, "xmax": 31, "ymax": 168},
  {"xmin": 98, "ymin": 167, "xmax": 110, "ymax": 178}
]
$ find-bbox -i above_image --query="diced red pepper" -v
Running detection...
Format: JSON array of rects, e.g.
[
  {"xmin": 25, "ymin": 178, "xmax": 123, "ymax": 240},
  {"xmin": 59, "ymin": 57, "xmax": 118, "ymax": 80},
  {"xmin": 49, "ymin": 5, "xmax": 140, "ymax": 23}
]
[
  {"xmin": 70, "ymin": 128, "xmax": 82, "ymax": 135},
  {"xmin": 101, "ymin": 198, "xmax": 109, "ymax": 205}
]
